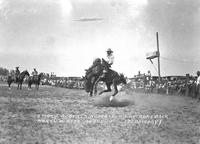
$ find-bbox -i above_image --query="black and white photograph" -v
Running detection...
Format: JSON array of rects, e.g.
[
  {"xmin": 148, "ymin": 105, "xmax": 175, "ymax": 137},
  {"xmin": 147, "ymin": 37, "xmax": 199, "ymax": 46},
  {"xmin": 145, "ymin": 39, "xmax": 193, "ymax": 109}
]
[{"xmin": 0, "ymin": 0, "xmax": 200, "ymax": 143}]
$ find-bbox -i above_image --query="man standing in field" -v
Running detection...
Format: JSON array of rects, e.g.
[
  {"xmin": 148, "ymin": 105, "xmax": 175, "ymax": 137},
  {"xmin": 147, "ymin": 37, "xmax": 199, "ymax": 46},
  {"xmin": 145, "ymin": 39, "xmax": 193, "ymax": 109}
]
[{"xmin": 196, "ymin": 71, "xmax": 200, "ymax": 101}]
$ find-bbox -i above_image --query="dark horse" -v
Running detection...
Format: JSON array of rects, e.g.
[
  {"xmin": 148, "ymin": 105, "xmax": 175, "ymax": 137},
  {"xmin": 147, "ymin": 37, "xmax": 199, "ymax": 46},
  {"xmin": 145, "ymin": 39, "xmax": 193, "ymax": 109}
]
[
  {"xmin": 28, "ymin": 73, "xmax": 43, "ymax": 90},
  {"xmin": 94, "ymin": 69, "xmax": 127, "ymax": 101},
  {"xmin": 7, "ymin": 70, "xmax": 30, "ymax": 90},
  {"xmin": 84, "ymin": 58, "xmax": 126, "ymax": 100},
  {"xmin": 84, "ymin": 58, "xmax": 108, "ymax": 96}
]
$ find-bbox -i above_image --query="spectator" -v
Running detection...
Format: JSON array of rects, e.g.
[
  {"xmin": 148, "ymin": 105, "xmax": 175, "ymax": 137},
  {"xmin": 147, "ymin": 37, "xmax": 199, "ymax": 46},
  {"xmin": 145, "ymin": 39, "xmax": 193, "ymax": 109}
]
[
  {"xmin": 196, "ymin": 71, "xmax": 200, "ymax": 101},
  {"xmin": 146, "ymin": 70, "xmax": 151, "ymax": 81}
]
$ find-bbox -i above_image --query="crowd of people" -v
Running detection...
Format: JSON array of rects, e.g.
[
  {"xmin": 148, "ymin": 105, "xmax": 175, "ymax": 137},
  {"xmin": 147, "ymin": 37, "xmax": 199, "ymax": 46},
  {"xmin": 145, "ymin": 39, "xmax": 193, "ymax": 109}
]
[
  {"xmin": 124, "ymin": 70, "xmax": 200, "ymax": 101},
  {"xmin": 41, "ymin": 77, "xmax": 85, "ymax": 89}
]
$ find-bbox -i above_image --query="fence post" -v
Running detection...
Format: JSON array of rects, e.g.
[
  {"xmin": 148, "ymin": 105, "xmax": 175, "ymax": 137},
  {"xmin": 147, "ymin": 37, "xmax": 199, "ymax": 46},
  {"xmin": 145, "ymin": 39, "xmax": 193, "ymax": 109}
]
[{"xmin": 185, "ymin": 74, "xmax": 189, "ymax": 96}]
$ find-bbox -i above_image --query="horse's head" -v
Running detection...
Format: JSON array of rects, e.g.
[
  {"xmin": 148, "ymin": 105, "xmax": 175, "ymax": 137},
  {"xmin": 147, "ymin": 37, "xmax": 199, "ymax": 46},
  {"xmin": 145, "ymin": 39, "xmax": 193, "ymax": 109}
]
[
  {"xmin": 21, "ymin": 70, "xmax": 30, "ymax": 77},
  {"xmin": 38, "ymin": 72, "xmax": 44, "ymax": 79},
  {"xmin": 102, "ymin": 58, "xmax": 107, "ymax": 65},
  {"xmin": 119, "ymin": 73, "xmax": 127, "ymax": 85}
]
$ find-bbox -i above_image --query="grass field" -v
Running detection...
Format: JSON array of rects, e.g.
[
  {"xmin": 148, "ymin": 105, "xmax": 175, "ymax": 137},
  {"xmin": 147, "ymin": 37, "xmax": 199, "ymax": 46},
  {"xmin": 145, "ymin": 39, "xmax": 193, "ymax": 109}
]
[{"xmin": 0, "ymin": 83, "xmax": 200, "ymax": 144}]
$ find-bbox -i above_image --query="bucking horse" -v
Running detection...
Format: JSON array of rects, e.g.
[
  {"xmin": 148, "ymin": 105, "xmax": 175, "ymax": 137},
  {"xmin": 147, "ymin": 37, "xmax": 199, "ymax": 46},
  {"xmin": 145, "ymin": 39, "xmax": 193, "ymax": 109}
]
[
  {"xmin": 7, "ymin": 70, "xmax": 30, "ymax": 90},
  {"xmin": 84, "ymin": 58, "xmax": 127, "ymax": 101},
  {"xmin": 27, "ymin": 73, "xmax": 44, "ymax": 90}
]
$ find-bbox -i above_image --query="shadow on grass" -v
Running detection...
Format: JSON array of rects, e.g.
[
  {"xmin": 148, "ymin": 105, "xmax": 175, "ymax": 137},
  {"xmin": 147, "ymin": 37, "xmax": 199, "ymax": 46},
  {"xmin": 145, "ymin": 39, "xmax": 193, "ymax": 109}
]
[{"xmin": 93, "ymin": 95, "xmax": 134, "ymax": 107}]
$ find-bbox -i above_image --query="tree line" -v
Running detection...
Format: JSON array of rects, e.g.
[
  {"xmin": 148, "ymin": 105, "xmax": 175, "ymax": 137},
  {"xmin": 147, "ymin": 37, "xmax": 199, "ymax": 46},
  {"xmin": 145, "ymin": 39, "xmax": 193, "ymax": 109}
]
[{"xmin": 0, "ymin": 67, "xmax": 9, "ymax": 76}]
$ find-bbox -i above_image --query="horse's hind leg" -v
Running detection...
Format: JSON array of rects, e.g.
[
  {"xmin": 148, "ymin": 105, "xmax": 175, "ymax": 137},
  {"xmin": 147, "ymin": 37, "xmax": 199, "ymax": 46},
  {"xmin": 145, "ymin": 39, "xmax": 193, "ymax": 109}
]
[
  {"xmin": 99, "ymin": 83, "xmax": 111, "ymax": 95},
  {"xmin": 8, "ymin": 83, "xmax": 11, "ymax": 90},
  {"xmin": 20, "ymin": 84, "xmax": 22, "ymax": 90},
  {"xmin": 112, "ymin": 81, "xmax": 118, "ymax": 96},
  {"xmin": 36, "ymin": 84, "xmax": 39, "ymax": 90}
]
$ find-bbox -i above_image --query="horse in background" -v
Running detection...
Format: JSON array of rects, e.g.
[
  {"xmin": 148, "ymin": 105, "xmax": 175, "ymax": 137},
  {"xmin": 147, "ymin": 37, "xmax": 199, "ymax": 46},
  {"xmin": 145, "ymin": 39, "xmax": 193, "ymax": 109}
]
[
  {"xmin": 7, "ymin": 70, "xmax": 30, "ymax": 90},
  {"xmin": 28, "ymin": 73, "xmax": 44, "ymax": 90}
]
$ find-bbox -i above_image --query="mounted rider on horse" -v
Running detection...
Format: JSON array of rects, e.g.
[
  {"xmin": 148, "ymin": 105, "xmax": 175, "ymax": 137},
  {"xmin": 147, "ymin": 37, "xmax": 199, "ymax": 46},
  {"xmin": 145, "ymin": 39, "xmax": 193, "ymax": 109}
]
[
  {"xmin": 32, "ymin": 68, "xmax": 38, "ymax": 79},
  {"xmin": 86, "ymin": 48, "xmax": 114, "ymax": 78},
  {"xmin": 28, "ymin": 68, "xmax": 44, "ymax": 90},
  {"xmin": 7, "ymin": 67, "xmax": 30, "ymax": 90},
  {"xmin": 15, "ymin": 66, "xmax": 20, "ymax": 81},
  {"xmin": 84, "ymin": 48, "xmax": 126, "ymax": 101}
]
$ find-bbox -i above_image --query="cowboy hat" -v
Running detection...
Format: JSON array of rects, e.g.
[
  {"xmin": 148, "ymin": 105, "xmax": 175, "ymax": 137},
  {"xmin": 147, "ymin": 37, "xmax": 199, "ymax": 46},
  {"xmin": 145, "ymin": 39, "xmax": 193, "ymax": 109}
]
[{"xmin": 106, "ymin": 48, "xmax": 113, "ymax": 53}]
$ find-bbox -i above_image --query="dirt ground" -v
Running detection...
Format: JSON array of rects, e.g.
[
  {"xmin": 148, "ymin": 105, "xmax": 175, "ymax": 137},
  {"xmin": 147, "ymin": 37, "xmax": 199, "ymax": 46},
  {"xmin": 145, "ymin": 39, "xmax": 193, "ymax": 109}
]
[{"xmin": 0, "ymin": 83, "xmax": 200, "ymax": 144}]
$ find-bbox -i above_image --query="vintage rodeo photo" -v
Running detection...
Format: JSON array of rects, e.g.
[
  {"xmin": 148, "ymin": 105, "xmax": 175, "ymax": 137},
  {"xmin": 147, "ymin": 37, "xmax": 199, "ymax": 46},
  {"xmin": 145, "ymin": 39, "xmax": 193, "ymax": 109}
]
[{"xmin": 0, "ymin": 0, "xmax": 200, "ymax": 144}]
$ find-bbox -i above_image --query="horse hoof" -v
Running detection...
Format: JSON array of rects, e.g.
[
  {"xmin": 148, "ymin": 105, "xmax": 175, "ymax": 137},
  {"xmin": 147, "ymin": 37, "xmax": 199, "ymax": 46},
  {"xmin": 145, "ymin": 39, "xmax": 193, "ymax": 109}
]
[{"xmin": 109, "ymin": 96, "xmax": 114, "ymax": 102}]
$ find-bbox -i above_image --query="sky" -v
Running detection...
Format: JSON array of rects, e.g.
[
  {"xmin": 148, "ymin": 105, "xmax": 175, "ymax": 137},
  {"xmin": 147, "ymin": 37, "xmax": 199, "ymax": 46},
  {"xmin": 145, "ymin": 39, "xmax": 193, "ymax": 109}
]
[{"xmin": 0, "ymin": 0, "xmax": 200, "ymax": 77}]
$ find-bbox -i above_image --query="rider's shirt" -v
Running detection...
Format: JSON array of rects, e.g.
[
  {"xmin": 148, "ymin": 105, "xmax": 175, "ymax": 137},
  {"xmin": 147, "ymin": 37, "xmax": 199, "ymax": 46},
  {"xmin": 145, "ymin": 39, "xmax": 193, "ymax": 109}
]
[
  {"xmin": 15, "ymin": 69, "xmax": 20, "ymax": 75},
  {"xmin": 106, "ymin": 53, "xmax": 114, "ymax": 65}
]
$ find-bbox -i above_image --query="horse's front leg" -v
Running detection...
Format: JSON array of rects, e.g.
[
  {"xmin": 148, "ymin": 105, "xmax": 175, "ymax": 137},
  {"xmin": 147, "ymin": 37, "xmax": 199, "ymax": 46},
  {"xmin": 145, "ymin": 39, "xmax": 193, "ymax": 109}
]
[
  {"xmin": 8, "ymin": 82, "xmax": 11, "ymax": 90},
  {"xmin": 94, "ymin": 77, "xmax": 101, "ymax": 95},
  {"xmin": 20, "ymin": 83, "xmax": 22, "ymax": 90},
  {"xmin": 36, "ymin": 84, "xmax": 39, "ymax": 90},
  {"xmin": 89, "ymin": 77, "xmax": 97, "ymax": 96},
  {"xmin": 28, "ymin": 84, "xmax": 31, "ymax": 90},
  {"xmin": 28, "ymin": 82, "xmax": 32, "ymax": 90},
  {"xmin": 89, "ymin": 80, "xmax": 95, "ymax": 96},
  {"xmin": 8, "ymin": 85, "xmax": 11, "ymax": 90}
]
